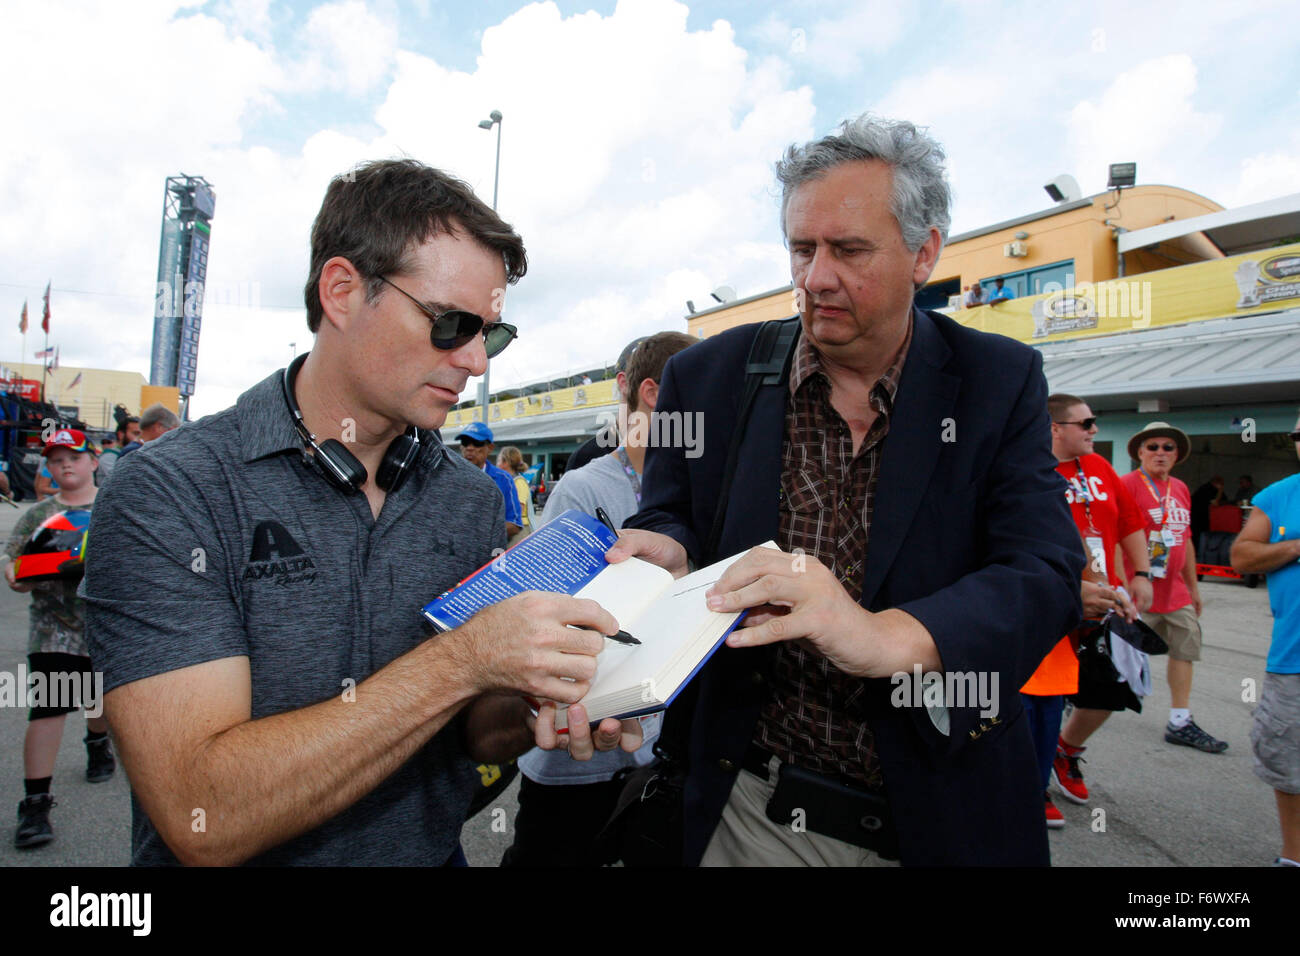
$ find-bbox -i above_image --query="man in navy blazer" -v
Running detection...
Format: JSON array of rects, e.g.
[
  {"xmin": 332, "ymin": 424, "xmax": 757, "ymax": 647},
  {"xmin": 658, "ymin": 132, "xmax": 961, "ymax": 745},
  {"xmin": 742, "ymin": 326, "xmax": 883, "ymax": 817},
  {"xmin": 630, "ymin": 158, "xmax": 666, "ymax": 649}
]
[{"xmin": 613, "ymin": 114, "xmax": 1084, "ymax": 866}]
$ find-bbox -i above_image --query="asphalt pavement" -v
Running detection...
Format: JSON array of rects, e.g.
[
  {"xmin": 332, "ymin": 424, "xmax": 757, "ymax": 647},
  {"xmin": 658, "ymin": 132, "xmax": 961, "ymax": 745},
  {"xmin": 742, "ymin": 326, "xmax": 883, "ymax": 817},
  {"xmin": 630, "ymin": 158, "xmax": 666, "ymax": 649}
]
[{"xmin": 0, "ymin": 498, "xmax": 1282, "ymax": 867}]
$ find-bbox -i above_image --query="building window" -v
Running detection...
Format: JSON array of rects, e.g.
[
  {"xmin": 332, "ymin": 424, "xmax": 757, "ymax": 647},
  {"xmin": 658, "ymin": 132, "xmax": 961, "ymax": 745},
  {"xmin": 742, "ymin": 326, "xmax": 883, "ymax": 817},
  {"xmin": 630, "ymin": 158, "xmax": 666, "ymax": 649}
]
[{"xmin": 982, "ymin": 259, "xmax": 1076, "ymax": 299}]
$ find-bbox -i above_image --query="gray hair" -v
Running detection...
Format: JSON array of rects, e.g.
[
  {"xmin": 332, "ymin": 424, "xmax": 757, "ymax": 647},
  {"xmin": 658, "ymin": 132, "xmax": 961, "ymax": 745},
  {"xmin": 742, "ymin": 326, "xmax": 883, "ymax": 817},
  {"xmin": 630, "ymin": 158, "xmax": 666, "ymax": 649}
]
[
  {"xmin": 140, "ymin": 403, "xmax": 181, "ymax": 432},
  {"xmin": 776, "ymin": 113, "xmax": 952, "ymax": 251}
]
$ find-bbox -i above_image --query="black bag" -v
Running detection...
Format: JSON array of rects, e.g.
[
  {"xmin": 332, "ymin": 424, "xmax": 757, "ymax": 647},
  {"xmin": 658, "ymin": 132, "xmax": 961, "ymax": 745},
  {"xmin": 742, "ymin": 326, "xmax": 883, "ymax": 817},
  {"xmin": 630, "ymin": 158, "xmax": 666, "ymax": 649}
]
[
  {"xmin": 1107, "ymin": 615, "xmax": 1169, "ymax": 656},
  {"xmin": 764, "ymin": 763, "xmax": 900, "ymax": 860},
  {"xmin": 1075, "ymin": 622, "xmax": 1121, "ymax": 686},
  {"xmin": 597, "ymin": 743, "xmax": 688, "ymax": 867}
]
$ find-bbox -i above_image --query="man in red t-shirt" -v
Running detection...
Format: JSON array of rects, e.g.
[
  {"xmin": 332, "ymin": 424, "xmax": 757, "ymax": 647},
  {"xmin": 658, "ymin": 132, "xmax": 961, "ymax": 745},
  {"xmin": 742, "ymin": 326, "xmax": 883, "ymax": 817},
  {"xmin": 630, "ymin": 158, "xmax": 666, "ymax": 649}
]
[
  {"xmin": 1120, "ymin": 422, "xmax": 1227, "ymax": 754},
  {"xmin": 1048, "ymin": 394, "xmax": 1153, "ymax": 806}
]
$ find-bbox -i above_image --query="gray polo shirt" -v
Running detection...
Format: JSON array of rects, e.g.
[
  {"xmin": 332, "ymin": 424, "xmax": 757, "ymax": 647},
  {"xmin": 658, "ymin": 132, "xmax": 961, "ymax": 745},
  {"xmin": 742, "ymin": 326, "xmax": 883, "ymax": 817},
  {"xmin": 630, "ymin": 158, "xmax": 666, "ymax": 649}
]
[{"xmin": 82, "ymin": 369, "xmax": 507, "ymax": 866}]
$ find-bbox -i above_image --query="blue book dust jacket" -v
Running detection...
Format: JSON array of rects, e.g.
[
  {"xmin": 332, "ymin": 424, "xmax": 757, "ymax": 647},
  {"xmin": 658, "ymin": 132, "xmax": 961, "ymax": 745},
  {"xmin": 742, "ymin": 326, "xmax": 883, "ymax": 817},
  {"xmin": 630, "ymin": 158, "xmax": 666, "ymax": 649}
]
[{"xmin": 422, "ymin": 509, "xmax": 617, "ymax": 631}]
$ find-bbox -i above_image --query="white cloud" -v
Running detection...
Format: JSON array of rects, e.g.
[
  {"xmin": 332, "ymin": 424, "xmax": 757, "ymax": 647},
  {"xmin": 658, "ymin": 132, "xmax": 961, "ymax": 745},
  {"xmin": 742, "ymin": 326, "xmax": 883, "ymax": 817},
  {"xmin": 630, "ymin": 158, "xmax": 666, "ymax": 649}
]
[
  {"xmin": 1223, "ymin": 140, "xmax": 1300, "ymax": 208},
  {"xmin": 1067, "ymin": 55, "xmax": 1222, "ymax": 195},
  {"xmin": 290, "ymin": 1, "xmax": 399, "ymax": 94},
  {"xmin": 795, "ymin": 2, "xmax": 907, "ymax": 79}
]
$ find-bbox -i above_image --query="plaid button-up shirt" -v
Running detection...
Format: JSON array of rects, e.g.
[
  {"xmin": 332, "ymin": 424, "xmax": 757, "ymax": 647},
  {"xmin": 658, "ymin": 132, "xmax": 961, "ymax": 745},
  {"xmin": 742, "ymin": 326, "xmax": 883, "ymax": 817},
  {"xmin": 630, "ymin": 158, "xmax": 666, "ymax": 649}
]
[{"xmin": 752, "ymin": 318, "xmax": 913, "ymax": 788}]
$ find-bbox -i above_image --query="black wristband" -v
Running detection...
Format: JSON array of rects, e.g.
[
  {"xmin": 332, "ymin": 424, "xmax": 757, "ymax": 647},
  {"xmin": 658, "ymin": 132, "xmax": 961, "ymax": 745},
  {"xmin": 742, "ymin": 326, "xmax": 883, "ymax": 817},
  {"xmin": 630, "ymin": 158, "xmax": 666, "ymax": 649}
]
[{"xmin": 1133, "ymin": 570, "xmax": 1151, "ymax": 579}]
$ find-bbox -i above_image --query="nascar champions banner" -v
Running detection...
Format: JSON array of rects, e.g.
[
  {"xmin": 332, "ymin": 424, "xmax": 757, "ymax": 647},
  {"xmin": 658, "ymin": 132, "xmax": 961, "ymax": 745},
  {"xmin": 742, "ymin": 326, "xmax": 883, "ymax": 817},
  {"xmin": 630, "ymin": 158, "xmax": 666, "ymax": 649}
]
[
  {"xmin": 443, "ymin": 377, "xmax": 621, "ymax": 430},
  {"xmin": 956, "ymin": 241, "xmax": 1300, "ymax": 345}
]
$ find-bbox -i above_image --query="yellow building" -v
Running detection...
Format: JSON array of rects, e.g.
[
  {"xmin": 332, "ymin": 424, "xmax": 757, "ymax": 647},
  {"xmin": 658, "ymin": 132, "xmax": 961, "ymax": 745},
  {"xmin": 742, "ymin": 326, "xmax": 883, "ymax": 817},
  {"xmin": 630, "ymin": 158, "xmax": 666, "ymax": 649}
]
[{"xmin": 3, "ymin": 362, "xmax": 152, "ymax": 431}]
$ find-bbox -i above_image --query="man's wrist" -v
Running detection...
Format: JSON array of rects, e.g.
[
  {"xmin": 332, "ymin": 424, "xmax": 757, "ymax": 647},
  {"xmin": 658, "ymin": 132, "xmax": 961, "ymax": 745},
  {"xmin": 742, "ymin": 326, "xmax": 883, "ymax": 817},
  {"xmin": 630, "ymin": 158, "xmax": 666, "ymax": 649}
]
[
  {"xmin": 874, "ymin": 607, "xmax": 940, "ymax": 676},
  {"xmin": 419, "ymin": 630, "xmax": 486, "ymax": 709},
  {"xmin": 1132, "ymin": 570, "xmax": 1151, "ymax": 579}
]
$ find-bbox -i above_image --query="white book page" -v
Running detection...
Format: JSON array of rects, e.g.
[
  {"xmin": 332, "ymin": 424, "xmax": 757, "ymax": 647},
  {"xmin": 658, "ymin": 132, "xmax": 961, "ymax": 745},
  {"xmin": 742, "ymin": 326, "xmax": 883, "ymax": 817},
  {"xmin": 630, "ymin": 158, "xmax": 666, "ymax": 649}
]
[
  {"xmin": 572, "ymin": 556, "xmax": 672, "ymax": 674},
  {"xmin": 582, "ymin": 544, "xmax": 774, "ymax": 706}
]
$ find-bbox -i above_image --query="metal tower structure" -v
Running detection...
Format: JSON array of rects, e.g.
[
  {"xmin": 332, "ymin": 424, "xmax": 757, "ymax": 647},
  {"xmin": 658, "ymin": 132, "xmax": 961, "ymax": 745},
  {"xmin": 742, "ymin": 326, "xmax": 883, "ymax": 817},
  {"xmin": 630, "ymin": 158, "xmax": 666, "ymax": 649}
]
[{"xmin": 151, "ymin": 174, "xmax": 215, "ymax": 419}]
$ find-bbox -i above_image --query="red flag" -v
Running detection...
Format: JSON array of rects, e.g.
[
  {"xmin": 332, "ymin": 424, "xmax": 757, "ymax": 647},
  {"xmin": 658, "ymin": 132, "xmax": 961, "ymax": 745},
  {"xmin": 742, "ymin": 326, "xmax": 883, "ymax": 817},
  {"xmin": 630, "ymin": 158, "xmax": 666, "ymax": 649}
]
[
  {"xmin": 52, "ymin": 346, "xmax": 60, "ymax": 371},
  {"xmin": 18, "ymin": 300, "xmax": 27, "ymax": 334},
  {"xmin": 68, "ymin": 371, "xmax": 82, "ymax": 389},
  {"xmin": 42, "ymin": 281, "xmax": 51, "ymax": 334}
]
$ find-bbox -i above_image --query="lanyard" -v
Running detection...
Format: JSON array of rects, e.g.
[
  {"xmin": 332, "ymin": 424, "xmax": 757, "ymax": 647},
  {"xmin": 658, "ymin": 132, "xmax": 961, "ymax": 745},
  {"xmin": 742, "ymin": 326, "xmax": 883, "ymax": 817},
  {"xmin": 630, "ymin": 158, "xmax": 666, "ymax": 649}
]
[
  {"xmin": 1072, "ymin": 459, "xmax": 1098, "ymax": 533},
  {"xmin": 1137, "ymin": 469, "xmax": 1171, "ymax": 529},
  {"xmin": 614, "ymin": 446, "xmax": 641, "ymax": 503}
]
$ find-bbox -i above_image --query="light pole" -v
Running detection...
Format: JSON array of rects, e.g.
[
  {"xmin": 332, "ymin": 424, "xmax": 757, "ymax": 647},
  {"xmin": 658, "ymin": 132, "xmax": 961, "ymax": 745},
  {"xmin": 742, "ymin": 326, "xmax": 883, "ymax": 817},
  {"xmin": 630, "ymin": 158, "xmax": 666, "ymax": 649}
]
[{"xmin": 476, "ymin": 109, "xmax": 503, "ymax": 424}]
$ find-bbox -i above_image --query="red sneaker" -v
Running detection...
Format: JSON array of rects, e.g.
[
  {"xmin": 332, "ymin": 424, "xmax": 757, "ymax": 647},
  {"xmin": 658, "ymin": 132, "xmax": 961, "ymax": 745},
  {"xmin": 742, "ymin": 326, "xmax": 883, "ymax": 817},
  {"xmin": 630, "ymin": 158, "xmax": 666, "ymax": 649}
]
[
  {"xmin": 1053, "ymin": 743, "xmax": 1089, "ymax": 804},
  {"xmin": 1045, "ymin": 792, "xmax": 1065, "ymax": 829}
]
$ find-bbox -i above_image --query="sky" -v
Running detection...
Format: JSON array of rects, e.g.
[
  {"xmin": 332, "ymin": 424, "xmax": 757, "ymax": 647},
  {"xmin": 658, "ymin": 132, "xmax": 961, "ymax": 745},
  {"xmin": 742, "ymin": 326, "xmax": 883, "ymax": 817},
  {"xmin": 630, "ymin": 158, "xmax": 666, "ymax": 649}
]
[{"xmin": 2, "ymin": 0, "xmax": 1297, "ymax": 419}]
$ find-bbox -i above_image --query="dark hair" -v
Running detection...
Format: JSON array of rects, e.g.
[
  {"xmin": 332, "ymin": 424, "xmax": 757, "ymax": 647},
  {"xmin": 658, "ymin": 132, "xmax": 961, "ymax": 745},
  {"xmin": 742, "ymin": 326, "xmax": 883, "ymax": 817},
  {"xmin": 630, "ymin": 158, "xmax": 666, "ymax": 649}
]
[
  {"xmin": 304, "ymin": 159, "xmax": 528, "ymax": 333},
  {"xmin": 1047, "ymin": 393, "xmax": 1087, "ymax": 422},
  {"xmin": 115, "ymin": 416, "xmax": 140, "ymax": 441},
  {"xmin": 625, "ymin": 331, "xmax": 698, "ymax": 412},
  {"xmin": 616, "ymin": 335, "xmax": 649, "ymax": 374}
]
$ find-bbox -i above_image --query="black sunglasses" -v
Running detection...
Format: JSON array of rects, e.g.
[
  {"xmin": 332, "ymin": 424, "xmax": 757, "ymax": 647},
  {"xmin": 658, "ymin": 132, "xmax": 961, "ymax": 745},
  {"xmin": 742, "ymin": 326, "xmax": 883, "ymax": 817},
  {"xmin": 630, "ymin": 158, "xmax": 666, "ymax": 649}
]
[
  {"xmin": 378, "ymin": 275, "xmax": 518, "ymax": 358},
  {"xmin": 1289, "ymin": 430, "xmax": 1300, "ymax": 442},
  {"xmin": 1054, "ymin": 417, "xmax": 1097, "ymax": 430},
  {"xmin": 1144, "ymin": 442, "xmax": 1177, "ymax": 452}
]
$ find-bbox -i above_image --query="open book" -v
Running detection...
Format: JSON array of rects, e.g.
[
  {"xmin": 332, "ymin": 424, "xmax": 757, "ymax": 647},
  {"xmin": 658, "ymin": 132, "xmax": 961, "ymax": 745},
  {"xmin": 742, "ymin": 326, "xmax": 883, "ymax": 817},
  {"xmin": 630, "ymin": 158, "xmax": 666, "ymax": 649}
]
[{"xmin": 422, "ymin": 509, "xmax": 774, "ymax": 727}]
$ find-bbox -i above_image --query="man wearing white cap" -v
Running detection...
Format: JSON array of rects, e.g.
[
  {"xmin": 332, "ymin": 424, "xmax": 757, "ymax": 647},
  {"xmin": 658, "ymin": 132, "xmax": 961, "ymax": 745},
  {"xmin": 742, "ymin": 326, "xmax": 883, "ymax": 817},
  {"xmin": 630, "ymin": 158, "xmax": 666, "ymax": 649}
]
[{"xmin": 1121, "ymin": 422, "xmax": 1226, "ymax": 753}]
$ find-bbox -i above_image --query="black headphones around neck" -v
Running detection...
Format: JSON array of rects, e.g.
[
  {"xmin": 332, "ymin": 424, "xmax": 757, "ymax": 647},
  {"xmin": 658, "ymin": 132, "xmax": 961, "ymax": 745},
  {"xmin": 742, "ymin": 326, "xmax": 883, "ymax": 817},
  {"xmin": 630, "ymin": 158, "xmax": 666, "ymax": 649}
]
[{"xmin": 281, "ymin": 353, "xmax": 421, "ymax": 495}]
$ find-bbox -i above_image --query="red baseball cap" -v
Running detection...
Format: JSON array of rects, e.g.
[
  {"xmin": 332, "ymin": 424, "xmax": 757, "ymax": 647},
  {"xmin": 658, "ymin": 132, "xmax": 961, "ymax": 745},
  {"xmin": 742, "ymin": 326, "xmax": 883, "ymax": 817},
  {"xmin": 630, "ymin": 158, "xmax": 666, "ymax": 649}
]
[{"xmin": 42, "ymin": 428, "xmax": 93, "ymax": 457}]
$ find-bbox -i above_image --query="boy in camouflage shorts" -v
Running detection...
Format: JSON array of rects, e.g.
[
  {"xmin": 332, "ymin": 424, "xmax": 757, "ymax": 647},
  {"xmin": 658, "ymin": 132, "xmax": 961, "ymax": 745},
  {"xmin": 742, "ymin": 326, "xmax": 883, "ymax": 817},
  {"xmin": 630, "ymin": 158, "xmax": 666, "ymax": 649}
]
[{"xmin": 3, "ymin": 429, "xmax": 113, "ymax": 849}]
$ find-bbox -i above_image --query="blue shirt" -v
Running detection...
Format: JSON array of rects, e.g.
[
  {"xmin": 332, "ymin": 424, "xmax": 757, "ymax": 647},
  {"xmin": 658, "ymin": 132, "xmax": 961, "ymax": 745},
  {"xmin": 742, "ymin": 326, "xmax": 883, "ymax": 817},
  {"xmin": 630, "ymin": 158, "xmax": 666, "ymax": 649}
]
[
  {"xmin": 484, "ymin": 461, "xmax": 523, "ymax": 526},
  {"xmin": 1252, "ymin": 472, "xmax": 1300, "ymax": 672},
  {"xmin": 988, "ymin": 284, "xmax": 1015, "ymax": 302}
]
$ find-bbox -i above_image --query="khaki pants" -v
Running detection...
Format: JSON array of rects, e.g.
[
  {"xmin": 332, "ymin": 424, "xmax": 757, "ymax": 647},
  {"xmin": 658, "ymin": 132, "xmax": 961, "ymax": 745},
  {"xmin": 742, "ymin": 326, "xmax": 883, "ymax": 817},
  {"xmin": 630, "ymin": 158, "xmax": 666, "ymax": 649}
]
[{"xmin": 701, "ymin": 758, "xmax": 900, "ymax": 867}]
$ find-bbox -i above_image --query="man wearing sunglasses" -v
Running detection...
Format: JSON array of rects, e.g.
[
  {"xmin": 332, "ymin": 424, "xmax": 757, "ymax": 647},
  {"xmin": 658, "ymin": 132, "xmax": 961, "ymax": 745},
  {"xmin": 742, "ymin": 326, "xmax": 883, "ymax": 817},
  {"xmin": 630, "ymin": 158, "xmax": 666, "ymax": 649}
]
[
  {"xmin": 1120, "ymin": 422, "xmax": 1226, "ymax": 754},
  {"xmin": 1048, "ymin": 394, "xmax": 1154, "ymax": 809},
  {"xmin": 81, "ymin": 159, "xmax": 639, "ymax": 866},
  {"xmin": 455, "ymin": 421, "xmax": 522, "ymax": 540}
]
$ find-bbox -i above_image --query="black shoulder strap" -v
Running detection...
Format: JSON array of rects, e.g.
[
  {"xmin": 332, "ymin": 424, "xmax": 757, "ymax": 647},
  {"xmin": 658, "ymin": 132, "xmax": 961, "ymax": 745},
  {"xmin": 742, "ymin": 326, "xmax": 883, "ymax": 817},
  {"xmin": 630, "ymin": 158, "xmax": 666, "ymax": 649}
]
[{"xmin": 703, "ymin": 316, "xmax": 800, "ymax": 563}]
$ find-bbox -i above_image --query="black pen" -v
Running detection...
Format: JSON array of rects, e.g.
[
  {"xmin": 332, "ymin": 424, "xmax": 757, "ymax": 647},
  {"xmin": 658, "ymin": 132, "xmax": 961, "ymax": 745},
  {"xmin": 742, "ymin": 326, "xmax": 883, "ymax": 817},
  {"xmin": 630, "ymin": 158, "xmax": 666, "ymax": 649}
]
[
  {"xmin": 593, "ymin": 509, "xmax": 637, "ymax": 644},
  {"xmin": 595, "ymin": 506, "xmax": 620, "ymax": 539}
]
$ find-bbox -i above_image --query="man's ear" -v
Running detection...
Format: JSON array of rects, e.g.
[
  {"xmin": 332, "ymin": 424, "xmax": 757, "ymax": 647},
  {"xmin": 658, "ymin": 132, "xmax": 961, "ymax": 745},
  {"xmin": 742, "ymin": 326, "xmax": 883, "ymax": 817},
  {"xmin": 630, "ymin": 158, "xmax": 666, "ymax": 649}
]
[
  {"xmin": 318, "ymin": 256, "xmax": 363, "ymax": 333},
  {"xmin": 911, "ymin": 227, "xmax": 944, "ymax": 287},
  {"xmin": 639, "ymin": 377, "xmax": 659, "ymax": 414}
]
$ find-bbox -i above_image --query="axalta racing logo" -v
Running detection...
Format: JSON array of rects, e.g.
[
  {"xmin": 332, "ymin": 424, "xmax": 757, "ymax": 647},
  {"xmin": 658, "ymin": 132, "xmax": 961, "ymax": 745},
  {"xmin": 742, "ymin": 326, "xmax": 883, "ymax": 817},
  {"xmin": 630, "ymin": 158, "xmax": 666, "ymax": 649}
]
[{"xmin": 242, "ymin": 521, "xmax": 317, "ymax": 588}]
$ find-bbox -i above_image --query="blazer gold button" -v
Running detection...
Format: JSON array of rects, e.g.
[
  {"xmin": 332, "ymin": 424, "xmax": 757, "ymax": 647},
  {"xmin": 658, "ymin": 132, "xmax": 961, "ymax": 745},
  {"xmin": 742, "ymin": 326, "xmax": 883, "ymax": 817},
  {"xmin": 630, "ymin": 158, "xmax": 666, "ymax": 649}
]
[
  {"xmin": 750, "ymin": 670, "xmax": 765, "ymax": 686},
  {"xmin": 719, "ymin": 758, "xmax": 737, "ymax": 773}
]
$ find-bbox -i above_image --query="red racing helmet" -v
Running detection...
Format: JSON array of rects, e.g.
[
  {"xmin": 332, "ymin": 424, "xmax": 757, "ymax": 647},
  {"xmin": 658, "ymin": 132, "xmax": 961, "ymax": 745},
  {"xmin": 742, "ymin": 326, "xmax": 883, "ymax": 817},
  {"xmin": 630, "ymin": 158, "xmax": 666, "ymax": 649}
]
[{"xmin": 13, "ymin": 509, "xmax": 92, "ymax": 582}]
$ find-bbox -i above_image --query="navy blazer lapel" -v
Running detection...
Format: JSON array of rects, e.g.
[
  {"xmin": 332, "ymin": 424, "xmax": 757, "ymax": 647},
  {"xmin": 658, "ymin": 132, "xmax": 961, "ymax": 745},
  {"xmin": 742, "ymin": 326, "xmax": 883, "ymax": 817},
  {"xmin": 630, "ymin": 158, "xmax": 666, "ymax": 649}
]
[
  {"xmin": 859, "ymin": 308, "xmax": 959, "ymax": 608},
  {"xmin": 718, "ymin": 338, "xmax": 790, "ymax": 558}
]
